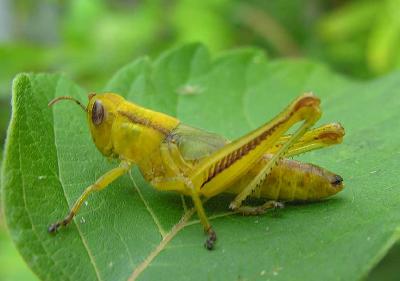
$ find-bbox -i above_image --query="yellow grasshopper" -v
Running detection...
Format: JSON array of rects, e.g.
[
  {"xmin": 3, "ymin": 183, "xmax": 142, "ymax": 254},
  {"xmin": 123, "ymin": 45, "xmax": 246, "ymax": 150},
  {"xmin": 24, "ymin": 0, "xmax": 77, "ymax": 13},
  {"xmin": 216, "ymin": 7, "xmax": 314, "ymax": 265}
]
[{"xmin": 48, "ymin": 92, "xmax": 344, "ymax": 250}]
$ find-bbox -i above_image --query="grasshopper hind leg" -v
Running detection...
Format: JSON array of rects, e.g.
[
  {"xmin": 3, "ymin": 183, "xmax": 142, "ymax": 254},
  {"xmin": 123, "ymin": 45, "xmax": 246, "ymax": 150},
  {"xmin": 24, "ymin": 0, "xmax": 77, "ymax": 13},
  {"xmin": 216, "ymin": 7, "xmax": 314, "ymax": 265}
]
[{"xmin": 229, "ymin": 94, "xmax": 321, "ymax": 210}]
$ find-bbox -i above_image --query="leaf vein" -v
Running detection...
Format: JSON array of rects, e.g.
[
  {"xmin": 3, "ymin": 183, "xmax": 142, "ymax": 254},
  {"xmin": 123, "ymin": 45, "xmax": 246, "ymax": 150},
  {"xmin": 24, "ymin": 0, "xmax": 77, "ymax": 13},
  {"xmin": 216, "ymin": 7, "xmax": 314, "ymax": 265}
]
[
  {"xmin": 128, "ymin": 171, "xmax": 167, "ymax": 238},
  {"xmin": 127, "ymin": 208, "xmax": 196, "ymax": 281},
  {"xmin": 18, "ymin": 109, "xmax": 71, "ymax": 281}
]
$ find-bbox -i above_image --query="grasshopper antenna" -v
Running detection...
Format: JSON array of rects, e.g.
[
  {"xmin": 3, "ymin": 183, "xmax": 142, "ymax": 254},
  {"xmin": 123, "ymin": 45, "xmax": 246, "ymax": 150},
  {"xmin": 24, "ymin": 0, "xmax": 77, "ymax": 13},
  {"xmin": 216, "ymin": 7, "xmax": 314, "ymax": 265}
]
[{"xmin": 48, "ymin": 96, "xmax": 87, "ymax": 112}]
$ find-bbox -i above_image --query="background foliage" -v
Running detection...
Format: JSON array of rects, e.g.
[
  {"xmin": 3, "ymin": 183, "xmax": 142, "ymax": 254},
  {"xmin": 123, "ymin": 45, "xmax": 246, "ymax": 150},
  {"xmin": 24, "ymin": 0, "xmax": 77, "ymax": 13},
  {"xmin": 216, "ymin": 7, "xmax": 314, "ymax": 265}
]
[{"xmin": 1, "ymin": 1, "xmax": 400, "ymax": 280}]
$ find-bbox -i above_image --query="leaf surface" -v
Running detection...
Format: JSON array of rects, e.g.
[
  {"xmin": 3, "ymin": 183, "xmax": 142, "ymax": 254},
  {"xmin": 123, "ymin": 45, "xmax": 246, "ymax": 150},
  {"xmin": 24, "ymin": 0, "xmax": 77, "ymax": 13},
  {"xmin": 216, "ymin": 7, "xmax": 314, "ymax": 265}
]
[{"xmin": 2, "ymin": 44, "xmax": 400, "ymax": 281}]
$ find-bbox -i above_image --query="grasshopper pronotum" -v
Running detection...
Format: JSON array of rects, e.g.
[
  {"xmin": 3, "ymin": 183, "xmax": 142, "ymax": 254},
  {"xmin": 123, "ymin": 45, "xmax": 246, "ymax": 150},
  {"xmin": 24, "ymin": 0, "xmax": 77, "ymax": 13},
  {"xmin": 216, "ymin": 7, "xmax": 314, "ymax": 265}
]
[{"xmin": 48, "ymin": 93, "xmax": 344, "ymax": 250}]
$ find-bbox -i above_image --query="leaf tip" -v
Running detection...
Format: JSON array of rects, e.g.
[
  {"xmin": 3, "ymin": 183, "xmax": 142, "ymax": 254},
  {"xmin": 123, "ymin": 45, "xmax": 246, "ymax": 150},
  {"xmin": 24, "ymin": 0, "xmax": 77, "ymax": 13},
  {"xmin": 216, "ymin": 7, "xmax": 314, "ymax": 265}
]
[{"xmin": 12, "ymin": 73, "xmax": 31, "ymax": 98}]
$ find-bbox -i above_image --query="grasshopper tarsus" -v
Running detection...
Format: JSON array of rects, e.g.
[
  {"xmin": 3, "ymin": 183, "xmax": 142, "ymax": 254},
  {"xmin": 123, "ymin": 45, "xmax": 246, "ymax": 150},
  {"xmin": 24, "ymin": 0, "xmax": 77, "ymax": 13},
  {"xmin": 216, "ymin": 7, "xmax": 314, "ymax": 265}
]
[
  {"xmin": 48, "ymin": 211, "xmax": 75, "ymax": 233},
  {"xmin": 204, "ymin": 240, "xmax": 213, "ymax": 250},
  {"xmin": 232, "ymin": 201, "xmax": 285, "ymax": 216},
  {"xmin": 48, "ymin": 223, "xmax": 60, "ymax": 233},
  {"xmin": 204, "ymin": 228, "xmax": 217, "ymax": 250},
  {"xmin": 271, "ymin": 201, "xmax": 285, "ymax": 209},
  {"xmin": 48, "ymin": 220, "xmax": 66, "ymax": 233}
]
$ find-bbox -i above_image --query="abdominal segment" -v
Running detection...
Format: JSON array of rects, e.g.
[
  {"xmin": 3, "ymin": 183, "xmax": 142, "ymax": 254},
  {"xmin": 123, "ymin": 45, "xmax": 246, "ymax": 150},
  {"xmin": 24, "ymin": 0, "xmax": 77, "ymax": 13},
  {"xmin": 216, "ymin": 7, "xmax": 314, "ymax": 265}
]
[{"xmin": 225, "ymin": 154, "xmax": 343, "ymax": 201}]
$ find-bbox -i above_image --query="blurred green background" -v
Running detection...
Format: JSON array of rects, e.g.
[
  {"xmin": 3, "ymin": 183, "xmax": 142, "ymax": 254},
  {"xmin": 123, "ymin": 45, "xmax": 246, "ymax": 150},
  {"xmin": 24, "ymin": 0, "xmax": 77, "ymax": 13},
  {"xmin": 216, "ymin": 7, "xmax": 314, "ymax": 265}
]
[{"xmin": 1, "ymin": 0, "xmax": 400, "ymax": 280}]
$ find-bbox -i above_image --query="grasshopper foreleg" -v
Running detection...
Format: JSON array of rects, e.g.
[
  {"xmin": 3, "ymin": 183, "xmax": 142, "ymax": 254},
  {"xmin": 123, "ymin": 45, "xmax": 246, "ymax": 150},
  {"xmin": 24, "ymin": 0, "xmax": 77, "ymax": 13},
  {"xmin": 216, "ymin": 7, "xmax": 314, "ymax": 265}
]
[{"xmin": 48, "ymin": 161, "xmax": 131, "ymax": 233}]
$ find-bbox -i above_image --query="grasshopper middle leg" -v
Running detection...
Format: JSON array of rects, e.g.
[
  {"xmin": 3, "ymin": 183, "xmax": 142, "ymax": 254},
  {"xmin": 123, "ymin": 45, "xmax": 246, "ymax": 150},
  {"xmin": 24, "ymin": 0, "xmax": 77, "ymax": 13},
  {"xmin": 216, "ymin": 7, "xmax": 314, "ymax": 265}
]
[
  {"xmin": 151, "ymin": 175, "xmax": 217, "ymax": 250},
  {"xmin": 185, "ymin": 178, "xmax": 217, "ymax": 250}
]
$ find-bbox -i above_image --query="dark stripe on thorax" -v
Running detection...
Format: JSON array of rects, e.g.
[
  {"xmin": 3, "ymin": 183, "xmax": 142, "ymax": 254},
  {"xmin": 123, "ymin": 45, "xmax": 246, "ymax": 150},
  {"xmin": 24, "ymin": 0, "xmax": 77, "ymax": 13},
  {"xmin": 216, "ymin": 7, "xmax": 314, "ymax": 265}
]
[{"xmin": 118, "ymin": 110, "xmax": 170, "ymax": 136}]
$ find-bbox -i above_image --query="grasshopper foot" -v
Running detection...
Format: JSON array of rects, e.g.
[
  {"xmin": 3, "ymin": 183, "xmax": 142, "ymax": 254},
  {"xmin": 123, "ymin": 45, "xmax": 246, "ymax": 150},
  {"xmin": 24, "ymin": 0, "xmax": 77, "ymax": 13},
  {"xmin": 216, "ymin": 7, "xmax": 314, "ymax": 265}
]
[
  {"xmin": 270, "ymin": 201, "xmax": 285, "ymax": 209},
  {"xmin": 204, "ymin": 228, "xmax": 217, "ymax": 250},
  {"xmin": 48, "ymin": 222, "xmax": 61, "ymax": 233},
  {"xmin": 48, "ymin": 212, "xmax": 74, "ymax": 234},
  {"xmin": 233, "ymin": 201, "xmax": 284, "ymax": 216}
]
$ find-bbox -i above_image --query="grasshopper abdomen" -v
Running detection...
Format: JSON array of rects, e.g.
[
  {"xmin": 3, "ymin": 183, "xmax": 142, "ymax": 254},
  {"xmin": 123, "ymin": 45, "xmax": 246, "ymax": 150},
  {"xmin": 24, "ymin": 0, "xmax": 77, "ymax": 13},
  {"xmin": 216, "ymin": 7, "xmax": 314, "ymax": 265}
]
[{"xmin": 227, "ymin": 154, "xmax": 344, "ymax": 201}]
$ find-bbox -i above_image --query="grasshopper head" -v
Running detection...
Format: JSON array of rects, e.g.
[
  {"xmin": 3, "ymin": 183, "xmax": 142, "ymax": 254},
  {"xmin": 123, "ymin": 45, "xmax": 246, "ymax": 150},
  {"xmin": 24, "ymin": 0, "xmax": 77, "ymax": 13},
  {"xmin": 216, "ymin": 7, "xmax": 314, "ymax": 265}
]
[
  {"xmin": 48, "ymin": 93, "xmax": 125, "ymax": 157},
  {"xmin": 86, "ymin": 93, "xmax": 125, "ymax": 157}
]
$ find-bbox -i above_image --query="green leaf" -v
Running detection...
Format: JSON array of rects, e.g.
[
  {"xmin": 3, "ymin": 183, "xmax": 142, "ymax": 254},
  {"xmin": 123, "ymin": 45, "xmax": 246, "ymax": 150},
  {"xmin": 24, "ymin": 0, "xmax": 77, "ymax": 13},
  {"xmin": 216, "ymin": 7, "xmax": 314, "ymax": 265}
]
[
  {"xmin": 2, "ymin": 44, "xmax": 400, "ymax": 281},
  {"xmin": 367, "ymin": 242, "xmax": 400, "ymax": 281},
  {"xmin": 0, "ymin": 227, "xmax": 39, "ymax": 281}
]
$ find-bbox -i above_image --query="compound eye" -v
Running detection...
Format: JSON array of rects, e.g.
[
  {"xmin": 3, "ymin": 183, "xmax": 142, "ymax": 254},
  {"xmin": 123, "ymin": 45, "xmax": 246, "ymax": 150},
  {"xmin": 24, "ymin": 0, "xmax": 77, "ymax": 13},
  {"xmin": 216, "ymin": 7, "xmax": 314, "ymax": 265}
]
[{"xmin": 92, "ymin": 100, "xmax": 105, "ymax": 125}]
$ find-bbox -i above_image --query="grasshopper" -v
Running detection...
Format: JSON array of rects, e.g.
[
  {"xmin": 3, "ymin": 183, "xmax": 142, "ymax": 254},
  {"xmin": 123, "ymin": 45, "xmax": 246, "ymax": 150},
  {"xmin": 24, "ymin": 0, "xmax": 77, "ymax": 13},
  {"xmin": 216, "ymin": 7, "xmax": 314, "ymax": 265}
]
[{"xmin": 48, "ymin": 92, "xmax": 344, "ymax": 250}]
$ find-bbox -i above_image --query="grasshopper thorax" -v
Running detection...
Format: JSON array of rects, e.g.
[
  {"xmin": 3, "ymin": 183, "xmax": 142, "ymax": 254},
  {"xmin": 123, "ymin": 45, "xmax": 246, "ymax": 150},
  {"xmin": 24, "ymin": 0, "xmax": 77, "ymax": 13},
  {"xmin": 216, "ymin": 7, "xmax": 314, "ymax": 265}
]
[{"xmin": 49, "ymin": 92, "xmax": 125, "ymax": 158}]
